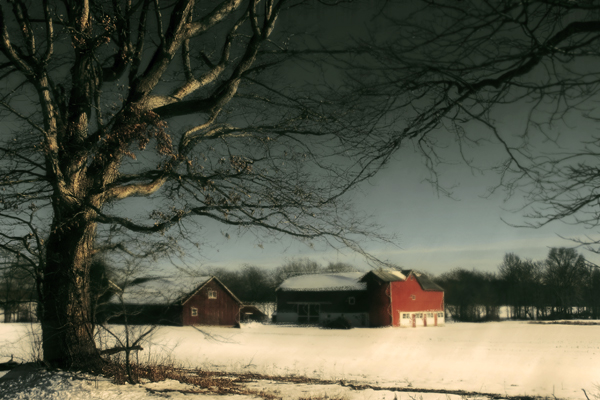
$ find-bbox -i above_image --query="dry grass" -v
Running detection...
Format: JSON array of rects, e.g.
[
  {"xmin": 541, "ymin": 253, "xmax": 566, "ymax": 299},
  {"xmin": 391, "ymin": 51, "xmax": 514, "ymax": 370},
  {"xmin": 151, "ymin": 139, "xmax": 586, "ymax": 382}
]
[
  {"xmin": 99, "ymin": 360, "xmax": 353, "ymax": 399},
  {"xmin": 101, "ymin": 361, "xmax": 283, "ymax": 399}
]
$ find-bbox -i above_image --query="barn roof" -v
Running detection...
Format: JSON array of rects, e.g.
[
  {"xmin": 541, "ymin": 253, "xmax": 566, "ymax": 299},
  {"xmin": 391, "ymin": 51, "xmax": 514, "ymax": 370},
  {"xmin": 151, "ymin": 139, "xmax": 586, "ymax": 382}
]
[
  {"xmin": 277, "ymin": 272, "xmax": 366, "ymax": 292},
  {"xmin": 410, "ymin": 271, "xmax": 444, "ymax": 292},
  {"xmin": 365, "ymin": 269, "xmax": 407, "ymax": 282},
  {"xmin": 361, "ymin": 269, "xmax": 444, "ymax": 292},
  {"xmin": 109, "ymin": 275, "xmax": 242, "ymax": 305},
  {"xmin": 178, "ymin": 276, "xmax": 242, "ymax": 305}
]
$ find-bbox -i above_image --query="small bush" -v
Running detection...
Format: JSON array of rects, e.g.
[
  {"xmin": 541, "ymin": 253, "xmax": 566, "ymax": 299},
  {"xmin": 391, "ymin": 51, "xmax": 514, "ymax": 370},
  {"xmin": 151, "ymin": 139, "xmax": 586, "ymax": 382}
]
[{"xmin": 322, "ymin": 317, "xmax": 352, "ymax": 330}]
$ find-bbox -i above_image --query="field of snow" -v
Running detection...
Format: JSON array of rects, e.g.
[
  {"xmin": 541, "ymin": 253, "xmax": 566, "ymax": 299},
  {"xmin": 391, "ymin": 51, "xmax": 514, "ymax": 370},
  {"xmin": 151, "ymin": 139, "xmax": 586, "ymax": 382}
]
[{"xmin": 1, "ymin": 321, "xmax": 599, "ymax": 399}]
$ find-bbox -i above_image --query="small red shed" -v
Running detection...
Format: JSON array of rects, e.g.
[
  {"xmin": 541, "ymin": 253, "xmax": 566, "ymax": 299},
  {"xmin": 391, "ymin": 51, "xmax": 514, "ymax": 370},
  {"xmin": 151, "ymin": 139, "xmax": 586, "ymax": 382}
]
[
  {"xmin": 110, "ymin": 276, "xmax": 242, "ymax": 326},
  {"xmin": 361, "ymin": 270, "xmax": 445, "ymax": 327},
  {"xmin": 179, "ymin": 276, "xmax": 242, "ymax": 326}
]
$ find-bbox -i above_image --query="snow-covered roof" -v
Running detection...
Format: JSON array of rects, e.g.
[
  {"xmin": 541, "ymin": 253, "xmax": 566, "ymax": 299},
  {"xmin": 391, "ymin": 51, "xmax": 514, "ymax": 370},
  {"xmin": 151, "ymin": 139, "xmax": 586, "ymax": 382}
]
[
  {"xmin": 277, "ymin": 272, "xmax": 366, "ymax": 292},
  {"xmin": 361, "ymin": 269, "xmax": 444, "ymax": 292},
  {"xmin": 109, "ymin": 276, "xmax": 213, "ymax": 305},
  {"xmin": 365, "ymin": 269, "xmax": 406, "ymax": 282}
]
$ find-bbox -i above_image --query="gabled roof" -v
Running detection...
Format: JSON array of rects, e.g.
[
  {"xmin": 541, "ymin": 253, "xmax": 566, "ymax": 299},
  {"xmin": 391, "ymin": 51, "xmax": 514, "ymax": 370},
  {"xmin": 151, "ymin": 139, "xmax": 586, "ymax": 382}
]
[
  {"xmin": 277, "ymin": 272, "xmax": 366, "ymax": 292},
  {"xmin": 178, "ymin": 276, "xmax": 242, "ymax": 305},
  {"xmin": 409, "ymin": 271, "xmax": 444, "ymax": 292},
  {"xmin": 361, "ymin": 269, "xmax": 444, "ymax": 292},
  {"xmin": 363, "ymin": 269, "xmax": 406, "ymax": 282},
  {"xmin": 109, "ymin": 275, "xmax": 242, "ymax": 305}
]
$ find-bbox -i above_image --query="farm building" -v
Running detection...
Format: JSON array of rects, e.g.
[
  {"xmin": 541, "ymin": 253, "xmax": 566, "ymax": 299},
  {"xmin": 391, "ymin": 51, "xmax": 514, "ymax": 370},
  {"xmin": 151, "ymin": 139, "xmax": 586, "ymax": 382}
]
[
  {"xmin": 361, "ymin": 270, "xmax": 445, "ymax": 327},
  {"xmin": 106, "ymin": 276, "xmax": 242, "ymax": 326},
  {"xmin": 275, "ymin": 272, "xmax": 369, "ymax": 327},
  {"xmin": 275, "ymin": 270, "xmax": 444, "ymax": 328}
]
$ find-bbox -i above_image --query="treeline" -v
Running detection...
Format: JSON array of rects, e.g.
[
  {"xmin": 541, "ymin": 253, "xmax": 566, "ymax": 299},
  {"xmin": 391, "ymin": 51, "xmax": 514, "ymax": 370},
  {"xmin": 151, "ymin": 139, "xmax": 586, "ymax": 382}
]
[
  {"xmin": 206, "ymin": 258, "xmax": 362, "ymax": 303},
  {"xmin": 0, "ymin": 261, "xmax": 37, "ymax": 322},
  {"xmin": 436, "ymin": 247, "xmax": 600, "ymax": 322},
  {"xmin": 3, "ymin": 248, "xmax": 598, "ymax": 323}
]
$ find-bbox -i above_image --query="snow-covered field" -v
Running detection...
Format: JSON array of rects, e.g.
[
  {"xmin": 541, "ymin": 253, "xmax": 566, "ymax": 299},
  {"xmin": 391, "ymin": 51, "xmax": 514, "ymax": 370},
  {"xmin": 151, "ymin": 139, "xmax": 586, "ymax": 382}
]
[{"xmin": 1, "ymin": 321, "xmax": 598, "ymax": 399}]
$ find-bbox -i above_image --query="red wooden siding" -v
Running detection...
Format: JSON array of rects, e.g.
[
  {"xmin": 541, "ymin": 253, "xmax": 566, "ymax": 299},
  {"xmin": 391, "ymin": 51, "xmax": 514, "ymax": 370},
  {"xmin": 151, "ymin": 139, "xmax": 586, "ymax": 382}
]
[
  {"xmin": 390, "ymin": 275, "xmax": 444, "ymax": 326},
  {"xmin": 366, "ymin": 280, "xmax": 392, "ymax": 327},
  {"xmin": 182, "ymin": 280, "xmax": 240, "ymax": 326}
]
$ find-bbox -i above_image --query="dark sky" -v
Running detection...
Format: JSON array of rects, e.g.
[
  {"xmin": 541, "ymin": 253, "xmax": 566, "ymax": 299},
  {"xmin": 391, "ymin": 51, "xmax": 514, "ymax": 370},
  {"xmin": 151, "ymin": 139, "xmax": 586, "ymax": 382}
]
[{"xmin": 158, "ymin": 1, "xmax": 600, "ymax": 275}]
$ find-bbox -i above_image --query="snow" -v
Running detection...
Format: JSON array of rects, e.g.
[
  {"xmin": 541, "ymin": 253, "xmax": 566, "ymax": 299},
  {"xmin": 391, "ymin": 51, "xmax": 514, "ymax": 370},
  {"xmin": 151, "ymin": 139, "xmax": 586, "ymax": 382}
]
[
  {"xmin": 0, "ymin": 368, "xmax": 257, "ymax": 400},
  {"xmin": 111, "ymin": 276, "xmax": 212, "ymax": 305},
  {"xmin": 388, "ymin": 270, "xmax": 406, "ymax": 280},
  {"xmin": 1, "ymin": 321, "xmax": 599, "ymax": 399},
  {"xmin": 277, "ymin": 272, "xmax": 366, "ymax": 291}
]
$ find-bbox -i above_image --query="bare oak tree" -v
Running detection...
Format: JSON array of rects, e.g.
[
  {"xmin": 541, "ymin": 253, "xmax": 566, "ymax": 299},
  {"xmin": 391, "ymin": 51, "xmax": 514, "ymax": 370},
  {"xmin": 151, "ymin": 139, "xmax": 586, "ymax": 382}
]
[{"xmin": 0, "ymin": 0, "xmax": 393, "ymax": 367}]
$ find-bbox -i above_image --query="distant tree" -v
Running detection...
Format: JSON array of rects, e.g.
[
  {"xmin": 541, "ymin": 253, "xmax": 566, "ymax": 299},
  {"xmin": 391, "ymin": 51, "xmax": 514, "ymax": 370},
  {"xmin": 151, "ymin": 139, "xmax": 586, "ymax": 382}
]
[
  {"xmin": 498, "ymin": 253, "xmax": 544, "ymax": 319},
  {"xmin": 588, "ymin": 267, "xmax": 600, "ymax": 319},
  {"xmin": 0, "ymin": 258, "xmax": 36, "ymax": 322},
  {"xmin": 544, "ymin": 247, "xmax": 587, "ymax": 317},
  {"xmin": 272, "ymin": 258, "xmax": 322, "ymax": 287},
  {"xmin": 436, "ymin": 269, "xmax": 500, "ymax": 322},
  {"xmin": 211, "ymin": 264, "xmax": 275, "ymax": 303},
  {"xmin": 323, "ymin": 261, "xmax": 361, "ymax": 273}
]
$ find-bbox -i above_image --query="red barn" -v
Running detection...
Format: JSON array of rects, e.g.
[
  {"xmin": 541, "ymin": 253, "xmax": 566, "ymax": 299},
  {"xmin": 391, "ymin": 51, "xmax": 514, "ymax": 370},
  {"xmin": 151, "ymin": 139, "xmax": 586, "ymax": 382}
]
[
  {"xmin": 274, "ymin": 269, "xmax": 444, "ymax": 328},
  {"xmin": 361, "ymin": 270, "xmax": 445, "ymax": 327},
  {"xmin": 179, "ymin": 276, "xmax": 242, "ymax": 326},
  {"xmin": 108, "ymin": 276, "xmax": 242, "ymax": 326}
]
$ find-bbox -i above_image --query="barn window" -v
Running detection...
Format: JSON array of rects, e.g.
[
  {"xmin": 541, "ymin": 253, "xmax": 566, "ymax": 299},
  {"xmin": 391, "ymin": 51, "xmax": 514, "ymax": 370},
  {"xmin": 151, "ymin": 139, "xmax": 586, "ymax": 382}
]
[
  {"xmin": 208, "ymin": 290, "xmax": 217, "ymax": 299},
  {"xmin": 348, "ymin": 297, "xmax": 355, "ymax": 305},
  {"xmin": 410, "ymin": 295, "xmax": 416, "ymax": 300},
  {"xmin": 416, "ymin": 313, "xmax": 423, "ymax": 318},
  {"xmin": 427, "ymin": 313, "xmax": 433, "ymax": 318},
  {"xmin": 438, "ymin": 312, "xmax": 444, "ymax": 318},
  {"xmin": 191, "ymin": 307, "xmax": 198, "ymax": 316},
  {"xmin": 402, "ymin": 313, "xmax": 410, "ymax": 319},
  {"xmin": 298, "ymin": 304, "xmax": 320, "ymax": 324}
]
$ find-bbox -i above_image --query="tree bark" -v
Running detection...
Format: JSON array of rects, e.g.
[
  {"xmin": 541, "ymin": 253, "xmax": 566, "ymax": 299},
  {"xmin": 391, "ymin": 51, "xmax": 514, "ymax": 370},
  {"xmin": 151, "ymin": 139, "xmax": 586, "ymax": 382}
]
[{"xmin": 42, "ymin": 203, "xmax": 100, "ymax": 368}]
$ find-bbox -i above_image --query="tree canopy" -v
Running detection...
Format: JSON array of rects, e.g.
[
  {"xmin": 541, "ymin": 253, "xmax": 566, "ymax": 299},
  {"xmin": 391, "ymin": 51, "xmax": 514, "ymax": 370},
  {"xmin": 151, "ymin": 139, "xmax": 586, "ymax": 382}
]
[{"xmin": 0, "ymin": 0, "xmax": 393, "ymax": 367}]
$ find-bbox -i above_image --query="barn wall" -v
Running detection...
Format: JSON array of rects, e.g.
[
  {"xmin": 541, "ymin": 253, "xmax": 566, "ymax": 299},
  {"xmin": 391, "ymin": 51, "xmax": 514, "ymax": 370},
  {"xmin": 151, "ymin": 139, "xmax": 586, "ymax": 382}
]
[
  {"xmin": 398, "ymin": 311, "xmax": 445, "ymax": 327},
  {"xmin": 276, "ymin": 290, "xmax": 368, "ymax": 326},
  {"xmin": 182, "ymin": 280, "xmax": 240, "ymax": 326},
  {"xmin": 390, "ymin": 275, "xmax": 444, "ymax": 326},
  {"xmin": 366, "ymin": 281, "xmax": 392, "ymax": 327},
  {"xmin": 277, "ymin": 290, "xmax": 368, "ymax": 313}
]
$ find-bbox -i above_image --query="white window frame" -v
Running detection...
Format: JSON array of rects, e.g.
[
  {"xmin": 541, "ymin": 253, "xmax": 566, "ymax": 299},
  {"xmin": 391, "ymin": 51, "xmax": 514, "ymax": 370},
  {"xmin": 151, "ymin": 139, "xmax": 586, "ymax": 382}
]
[
  {"xmin": 191, "ymin": 307, "xmax": 198, "ymax": 316},
  {"xmin": 208, "ymin": 290, "xmax": 217, "ymax": 299}
]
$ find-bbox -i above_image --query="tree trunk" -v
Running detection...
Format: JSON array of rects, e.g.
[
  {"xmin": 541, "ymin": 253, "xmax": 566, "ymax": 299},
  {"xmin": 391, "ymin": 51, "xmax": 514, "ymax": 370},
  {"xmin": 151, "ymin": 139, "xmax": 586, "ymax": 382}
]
[{"xmin": 42, "ymin": 206, "xmax": 101, "ymax": 368}]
